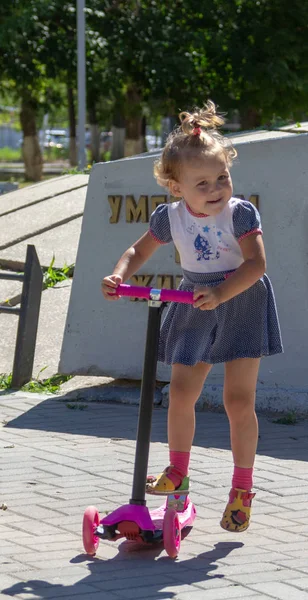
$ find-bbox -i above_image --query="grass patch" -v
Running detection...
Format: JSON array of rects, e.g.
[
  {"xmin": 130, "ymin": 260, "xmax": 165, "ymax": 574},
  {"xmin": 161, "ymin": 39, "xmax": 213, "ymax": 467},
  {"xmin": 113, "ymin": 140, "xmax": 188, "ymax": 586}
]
[
  {"xmin": 43, "ymin": 256, "xmax": 74, "ymax": 289},
  {"xmin": 0, "ymin": 373, "xmax": 13, "ymax": 389},
  {"xmin": 0, "ymin": 146, "xmax": 69, "ymax": 162},
  {"xmin": 0, "ymin": 147, "xmax": 22, "ymax": 161},
  {"xmin": 44, "ymin": 147, "xmax": 69, "ymax": 161},
  {"xmin": 273, "ymin": 411, "xmax": 298, "ymax": 425},
  {"xmin": 61, "ymin": 165, "xmax": 92, "ymax": 175},
  {"xmin": 0, "ymin": 370, "xmax": 72, "ymax": 394}
]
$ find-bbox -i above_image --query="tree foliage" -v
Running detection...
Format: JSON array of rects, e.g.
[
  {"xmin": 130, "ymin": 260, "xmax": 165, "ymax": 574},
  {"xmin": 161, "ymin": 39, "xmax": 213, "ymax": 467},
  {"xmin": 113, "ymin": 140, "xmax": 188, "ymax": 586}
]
[{"xmin": 0, "ymin": 0, "xmax": 307, "ymax": 165}]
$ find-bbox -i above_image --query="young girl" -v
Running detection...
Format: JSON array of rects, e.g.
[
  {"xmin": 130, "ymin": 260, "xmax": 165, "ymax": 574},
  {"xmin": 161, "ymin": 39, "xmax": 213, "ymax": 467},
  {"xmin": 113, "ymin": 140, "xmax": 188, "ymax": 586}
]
[{"xmin": 102, "ymin": 101, "xmax": 283, "ymax": 533}]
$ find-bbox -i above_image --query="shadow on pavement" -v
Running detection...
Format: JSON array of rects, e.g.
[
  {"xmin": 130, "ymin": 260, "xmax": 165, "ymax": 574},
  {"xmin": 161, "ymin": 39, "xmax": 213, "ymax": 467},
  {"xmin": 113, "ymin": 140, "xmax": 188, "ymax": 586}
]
[
  {"xmin": 2, "ymin": 541, "xmax": 244, "ymax": 600},
  {"xmin": 3, "ymin": 393, "xmax": 308, "ymax": 462}
]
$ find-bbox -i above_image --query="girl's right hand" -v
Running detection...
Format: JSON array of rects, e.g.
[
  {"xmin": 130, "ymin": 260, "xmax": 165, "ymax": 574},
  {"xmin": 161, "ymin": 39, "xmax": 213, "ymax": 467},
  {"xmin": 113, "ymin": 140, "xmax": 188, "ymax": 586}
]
[{"xmin": 101, "ymin": 274, "xmax": 123, "ymax": 300}]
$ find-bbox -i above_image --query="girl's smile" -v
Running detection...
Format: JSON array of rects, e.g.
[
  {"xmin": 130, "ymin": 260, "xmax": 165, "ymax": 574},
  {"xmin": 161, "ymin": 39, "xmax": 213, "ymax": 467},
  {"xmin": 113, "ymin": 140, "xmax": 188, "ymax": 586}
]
[{"xmin": 170, "ymin": 154, "xmax": 233, "ymax": 216}]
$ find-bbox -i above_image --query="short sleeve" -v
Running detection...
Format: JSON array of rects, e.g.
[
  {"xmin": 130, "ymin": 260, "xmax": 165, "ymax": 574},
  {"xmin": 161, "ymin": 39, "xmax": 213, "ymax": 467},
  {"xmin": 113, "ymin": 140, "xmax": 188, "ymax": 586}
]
[
  {"xmin": 233, "ymin": 200, "xmax": 263, "ymax": 242},
  {"xmin": 149, "ymin": 203, "xmax": 172, "ymax": 244}
]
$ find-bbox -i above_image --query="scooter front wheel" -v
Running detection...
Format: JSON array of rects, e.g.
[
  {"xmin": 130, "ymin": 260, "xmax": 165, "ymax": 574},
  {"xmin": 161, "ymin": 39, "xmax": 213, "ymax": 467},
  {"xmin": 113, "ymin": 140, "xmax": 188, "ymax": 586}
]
[
  {"xmin": 83, "ymin": 506, "xmax": 100, "ymax": 555},
  {"xmin": 163, "ymin": 507, "xmax": 181, "ymax": 558}
]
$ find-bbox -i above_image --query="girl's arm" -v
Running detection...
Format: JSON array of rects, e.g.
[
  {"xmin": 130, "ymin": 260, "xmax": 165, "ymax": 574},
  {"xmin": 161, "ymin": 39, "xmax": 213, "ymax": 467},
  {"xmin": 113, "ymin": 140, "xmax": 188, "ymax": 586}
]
[
  {"xmin": 216, "ymin": 232, "xmax": 266, "ymax": 303},
  {"xmin": 102, "ymin": 231, "xmax": 161, "ymax": 299},
  {"xmin": 193, "ymin": 233, "xmax": 266, "ymax": 309}
]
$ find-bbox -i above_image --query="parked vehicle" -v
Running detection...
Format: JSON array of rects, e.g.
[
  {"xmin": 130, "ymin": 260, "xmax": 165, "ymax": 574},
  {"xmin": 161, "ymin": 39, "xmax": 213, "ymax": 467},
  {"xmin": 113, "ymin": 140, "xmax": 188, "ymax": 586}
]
[{"xmin": 42, "ymin": 129, "xmax": 69, "ymax": 149}]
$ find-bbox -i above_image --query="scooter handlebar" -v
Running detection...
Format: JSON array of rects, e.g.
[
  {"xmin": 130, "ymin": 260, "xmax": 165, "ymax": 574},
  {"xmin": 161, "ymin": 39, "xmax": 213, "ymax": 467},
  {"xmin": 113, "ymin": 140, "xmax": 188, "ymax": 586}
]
[{"xmin": 116, "ymin": 284, "xmax": 194, "ymax": 304}]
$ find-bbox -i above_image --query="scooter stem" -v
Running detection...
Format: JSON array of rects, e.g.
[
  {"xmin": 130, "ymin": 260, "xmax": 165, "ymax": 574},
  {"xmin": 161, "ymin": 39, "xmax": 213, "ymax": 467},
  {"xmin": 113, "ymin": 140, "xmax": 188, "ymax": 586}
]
[{"xmin": 129, "ymin": 303, "xmax": 164, "ymax": 505}]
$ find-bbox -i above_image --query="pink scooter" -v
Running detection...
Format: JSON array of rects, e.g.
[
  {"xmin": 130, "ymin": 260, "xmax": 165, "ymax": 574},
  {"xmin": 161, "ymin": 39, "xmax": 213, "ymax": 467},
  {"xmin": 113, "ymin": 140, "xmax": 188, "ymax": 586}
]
[{"xmin": 82, "ymin": 284, "xmax": 197, "ymax": 558}]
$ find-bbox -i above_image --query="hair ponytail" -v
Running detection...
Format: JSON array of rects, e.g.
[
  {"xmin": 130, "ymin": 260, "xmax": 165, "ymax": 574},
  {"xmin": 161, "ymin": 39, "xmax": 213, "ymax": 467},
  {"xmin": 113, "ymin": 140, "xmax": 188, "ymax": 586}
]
[
  {"xmin": 179, "ymin": 101, "xmax": 225, "ymax": 135},
  {"xmin": 154, "ymin": 99, "xmax": 237, "ymax": 190}
]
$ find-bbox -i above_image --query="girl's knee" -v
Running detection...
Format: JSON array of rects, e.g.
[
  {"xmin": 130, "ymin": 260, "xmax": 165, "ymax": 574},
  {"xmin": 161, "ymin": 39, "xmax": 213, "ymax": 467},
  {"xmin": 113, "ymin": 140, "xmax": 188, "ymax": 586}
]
[
  {"xmin": 170, "ymin": 363, "xmax": 211, "ymax": 405},
  {"xmin": 170, "ymin": 387, "xmax": 196, "ymax": 407},
  {"xmin": 224, "ymin": 391, "xmax": 256, "ymax": 421},
  {"xmin": 169, "ymin": 380, "xmax": 200, "ymax": 407}
]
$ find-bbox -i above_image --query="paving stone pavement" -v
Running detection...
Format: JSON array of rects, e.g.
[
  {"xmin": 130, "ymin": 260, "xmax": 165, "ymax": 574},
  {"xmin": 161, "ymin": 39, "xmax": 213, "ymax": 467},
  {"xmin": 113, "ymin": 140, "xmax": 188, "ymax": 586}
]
[{"xmin": 1, "ymin": 395, "xmax": 308, "ymax": 599}]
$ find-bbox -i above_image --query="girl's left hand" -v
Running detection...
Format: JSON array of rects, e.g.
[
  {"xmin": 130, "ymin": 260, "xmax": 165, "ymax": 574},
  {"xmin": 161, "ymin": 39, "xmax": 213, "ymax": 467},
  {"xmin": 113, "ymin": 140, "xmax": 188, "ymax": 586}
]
[{"xmin": 193, "ymin": 286, "xmax": 221, "ymax": 310}]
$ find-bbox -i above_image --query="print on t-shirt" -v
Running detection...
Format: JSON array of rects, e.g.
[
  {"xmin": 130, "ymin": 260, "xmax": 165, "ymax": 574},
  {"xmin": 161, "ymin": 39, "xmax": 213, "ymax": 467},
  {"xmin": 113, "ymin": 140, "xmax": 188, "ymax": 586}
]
[
  {"xmin": 194, "ymin": 222, "xmax": 230, "ymax": 262},
  {"xmin": 194, "ymin": 234, "xmax": 219, "ymax": 261}
]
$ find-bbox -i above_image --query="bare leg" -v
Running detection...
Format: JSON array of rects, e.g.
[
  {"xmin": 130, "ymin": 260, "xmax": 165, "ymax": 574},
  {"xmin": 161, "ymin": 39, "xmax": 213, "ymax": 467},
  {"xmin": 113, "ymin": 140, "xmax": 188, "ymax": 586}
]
[
  {"xmin": 224, "ymin": 357, "xmax": 260, "ymax": 467},
  {"xmin": 220, "ymin": 357, "xmax": 260, "ymax": 532},
  {"xmin": 168, "ymin": 362, "xmax": 212, "ymax": 452},
  {"xmin": 147, "ymin": 362, "xmax": 212, "ymax": 494}
]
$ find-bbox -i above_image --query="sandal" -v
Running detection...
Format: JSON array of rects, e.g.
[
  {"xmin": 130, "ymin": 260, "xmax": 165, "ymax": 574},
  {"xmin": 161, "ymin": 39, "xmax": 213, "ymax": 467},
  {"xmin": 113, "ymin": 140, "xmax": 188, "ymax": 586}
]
[
  {"xmin": 146, "ymin": 465, "xmax": 190, "ymax": 496},
  {"xmin": 220, "ymin": 488, "xmax": 255, "ymax": 532}
]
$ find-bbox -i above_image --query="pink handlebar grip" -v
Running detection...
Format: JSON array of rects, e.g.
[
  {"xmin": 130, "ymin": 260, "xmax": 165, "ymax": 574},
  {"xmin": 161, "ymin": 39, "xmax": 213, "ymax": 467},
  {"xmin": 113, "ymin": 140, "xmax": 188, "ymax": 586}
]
[
  {"xmin": 160, "ymin": 288, "xmax": 194, "ymax": 303},
  {"xmin": 116, "ymin": 284, "xmax": 153, "ymax": 300},
  {"xmin": 116, "ymin": 284, "xmax": 194, "ymax": 304}
]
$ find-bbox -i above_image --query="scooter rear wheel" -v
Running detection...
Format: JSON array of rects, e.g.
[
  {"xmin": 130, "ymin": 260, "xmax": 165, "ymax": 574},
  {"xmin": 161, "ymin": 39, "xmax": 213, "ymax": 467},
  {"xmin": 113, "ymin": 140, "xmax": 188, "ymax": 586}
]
[
  {"xmin": 83, "ymin": 506, "xmax": 100, "ymax": 555},
  {"xmin": 163, "ymin": 507, "xmax": 181, "ymax": 558}
]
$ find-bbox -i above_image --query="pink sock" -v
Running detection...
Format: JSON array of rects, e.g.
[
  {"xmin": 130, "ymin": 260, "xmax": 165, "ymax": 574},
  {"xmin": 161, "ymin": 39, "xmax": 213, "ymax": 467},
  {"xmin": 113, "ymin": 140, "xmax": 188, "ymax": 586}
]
[
  {"xmin": 167, "ymin": 451, "xmax": 190, "ymax": 488},
  {"xmin": 232, "ymin": 466, "xmax": 253, "ymax": 491}
]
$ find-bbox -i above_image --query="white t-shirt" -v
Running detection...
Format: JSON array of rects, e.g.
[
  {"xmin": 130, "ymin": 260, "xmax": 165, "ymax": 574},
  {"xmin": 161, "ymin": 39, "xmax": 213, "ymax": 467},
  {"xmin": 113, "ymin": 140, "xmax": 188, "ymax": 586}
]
[{"xmin": 149, "ymin": 197, "xmax": 262, "ymax": 273}]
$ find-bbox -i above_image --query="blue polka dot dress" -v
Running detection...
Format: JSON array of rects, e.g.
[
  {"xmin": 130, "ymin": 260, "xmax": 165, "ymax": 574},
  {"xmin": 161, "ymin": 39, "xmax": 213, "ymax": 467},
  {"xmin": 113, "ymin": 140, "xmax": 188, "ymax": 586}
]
[{"xmin": 149, "ymin": 198, "xmax": 283, "ymax": 365}]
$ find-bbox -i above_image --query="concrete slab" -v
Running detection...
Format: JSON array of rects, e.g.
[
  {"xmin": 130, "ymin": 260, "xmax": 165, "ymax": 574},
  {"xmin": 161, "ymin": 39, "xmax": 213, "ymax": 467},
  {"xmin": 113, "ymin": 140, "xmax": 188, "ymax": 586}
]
[
  {"xmin": 0, "ymin": 280, "xmax": 72, "ymax": 378},
  {"xmin": 58, "ymin": 375, "xmax": 162, "ymax": 405},
  {"xmin": 0, "ymin": 174, "xmax": 88, "ymax": 216},
  {"xmin": 229, "ymin": 129, "xmax": 296, "ymax": 144},
  {"xmin": 0, "ymin": 309, "xmax": 19, "ymax": 374},
  {"xmin": 279, "ymin": 121, "xmax": 308, "ymax": 133},
  {"xmin": 0, "ymin": 187, "xmax": 86, "ymax": 250},
  {"xmin": 0, "ymin": 279, "xmax": 22, "ymax": 306},
  {"xmin": 0, "ymin": 216, "xmax": 82, "ymax": 270},
  {"xmin": 33, "ymin": 281, "xmax": 72, "ymax": 378},
  {"xmin": 0, "ymin": 277, "xmax": 23, "ymax": 305}
]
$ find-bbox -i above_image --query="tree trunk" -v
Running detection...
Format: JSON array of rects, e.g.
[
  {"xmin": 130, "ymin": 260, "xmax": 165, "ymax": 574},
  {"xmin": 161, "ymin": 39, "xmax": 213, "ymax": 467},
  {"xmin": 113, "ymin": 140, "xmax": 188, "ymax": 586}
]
[
  {"xmin": 88, "ymin": 104, "xmax": 100, "ymax": 163},
  {"xmin": 20, "ymin": 94, "xmax": 43, "ymax": 182},
  {"xmin": 111, "ymin": 126, "xmax": 125, "ymax": 160},
  {"xmin": 124, "ymin": 86, "xmax": 143, "ymax": 157},
  {"xmin": 124, "ymin": 137, "xmax": 143, "ymax": 157},
  {"xmin": 240, "ymin": 107, "xmax": 262, "ymax": 130},
  {"xmin": 90, "ymin": 124, "xmax": 100, "ymax": 162},
  {"xmin": 141, "ymin": 115, "xmax": 147, "ymax": 153},
  {"xmin": 67, "ymin": 86, "xmax": 77, "ymax": 166},
  {"xmin": 161, "ymin": 115, "xmax": 177, "ymax": 146},
  {"xmin": 111, "ymin": 105, "xmax": 125, "ymax": 161}
]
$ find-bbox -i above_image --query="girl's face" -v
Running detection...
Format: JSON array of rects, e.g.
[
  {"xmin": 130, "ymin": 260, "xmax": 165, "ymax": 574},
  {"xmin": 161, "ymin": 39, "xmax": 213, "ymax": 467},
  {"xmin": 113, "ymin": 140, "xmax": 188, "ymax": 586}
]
[{"xmin": 170, "ymin": 153, "xmax": 233, "ymax": 216}]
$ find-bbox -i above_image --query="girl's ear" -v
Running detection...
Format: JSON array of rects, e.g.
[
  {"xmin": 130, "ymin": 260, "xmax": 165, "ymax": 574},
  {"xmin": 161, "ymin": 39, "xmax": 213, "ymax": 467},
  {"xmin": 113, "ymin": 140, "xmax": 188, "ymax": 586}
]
[{"xmin": 169, "ymin": 179, "xmax": 182, "ymax": 197}]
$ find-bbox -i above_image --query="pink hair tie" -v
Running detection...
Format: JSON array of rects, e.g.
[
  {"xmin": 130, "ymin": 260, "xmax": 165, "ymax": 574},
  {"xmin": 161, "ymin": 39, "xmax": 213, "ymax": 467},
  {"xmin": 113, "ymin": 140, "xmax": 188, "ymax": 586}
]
[{"xmin": 193, "ymin": 126, "xmax": 201, "ymax": 136}]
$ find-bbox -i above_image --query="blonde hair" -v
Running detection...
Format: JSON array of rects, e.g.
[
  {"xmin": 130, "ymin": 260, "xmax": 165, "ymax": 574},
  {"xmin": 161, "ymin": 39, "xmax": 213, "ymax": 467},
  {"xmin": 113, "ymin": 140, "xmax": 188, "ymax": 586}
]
[{"xmin": 154, "ymin": 100, "xmax": 237, "ymax": 189}]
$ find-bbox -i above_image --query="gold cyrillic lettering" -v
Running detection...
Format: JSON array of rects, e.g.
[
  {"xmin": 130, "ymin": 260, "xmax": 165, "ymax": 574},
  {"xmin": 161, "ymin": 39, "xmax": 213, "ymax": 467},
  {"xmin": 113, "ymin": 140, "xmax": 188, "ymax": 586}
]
[
  {"xmin": 126, "ymin": 195, "xmax": 148, "ymax": 222},
  {"xmin": 175, "ymin": 275, "xmax": 183, "ymax": 288},
  {"xmin": 157, "ymin": 275, "xmax": 173, "ymax": 289},
  {"xmin": 249, "ymin": 194, "xmax": 259, "ymax": 209},
  {"xmin": 150, "ymin": 195, "xmax": 167, "ymax": 214},
  {"xmin": 108, "ymin": 195, "xmax": 122, "ymax": 223}
]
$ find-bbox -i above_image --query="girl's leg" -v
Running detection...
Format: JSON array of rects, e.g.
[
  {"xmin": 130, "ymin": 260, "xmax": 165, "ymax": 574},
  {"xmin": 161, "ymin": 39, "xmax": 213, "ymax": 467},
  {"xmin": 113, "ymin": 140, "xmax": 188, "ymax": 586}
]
[
  {"xmin": 168, "ymin": 362, "xmax": 212, "ymax": 452},
  {"xmin": 221, "ymin": 357, "xmax": 260, "ymax": 532},
  {"xmin": 224, "ymin": 357, "xmax": 260, "ymax": 471},
  {"xmin": 147, "ymin": 362, "xmax": 212, "ymax": 494}
]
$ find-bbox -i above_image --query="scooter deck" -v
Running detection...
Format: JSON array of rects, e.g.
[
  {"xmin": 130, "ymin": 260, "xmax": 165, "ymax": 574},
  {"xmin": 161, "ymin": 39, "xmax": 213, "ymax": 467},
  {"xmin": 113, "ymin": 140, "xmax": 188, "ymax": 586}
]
[
  {"xmin": 96, "ymin": 495, "xmax": 196, "ymax": 544},
  {"xmin": 150, "ymin": 495, "xmax": 196, "ymax": 530}
]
